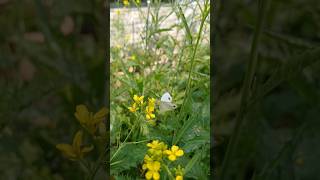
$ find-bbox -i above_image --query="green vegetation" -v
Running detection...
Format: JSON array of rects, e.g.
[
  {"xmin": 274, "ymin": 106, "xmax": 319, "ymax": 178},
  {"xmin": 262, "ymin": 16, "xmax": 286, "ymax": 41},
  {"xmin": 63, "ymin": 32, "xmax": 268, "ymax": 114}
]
[{"xmin": 110, "ymin": 0, "xmax": 210, "ymax": 179}]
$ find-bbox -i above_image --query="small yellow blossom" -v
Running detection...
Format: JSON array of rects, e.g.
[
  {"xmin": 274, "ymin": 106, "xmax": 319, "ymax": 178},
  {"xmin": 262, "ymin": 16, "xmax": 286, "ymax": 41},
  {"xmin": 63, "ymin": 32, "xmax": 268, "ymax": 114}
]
[
  {"xmin": 148, "ymin": 97, "xmax": 156, "ymax": 107},
  {"xmin": 56, "ymin": 130, "xmax": 94, "ymax": 160},
  {"xmin": 165, "ymin": 145, "xmax": 184, "ymax": 161},
  {"xmin": 123, "ymin": 0, "xmax": 130, "ymax": 6},
  {"xmin": 74, "ymin": 105, "xmax": 108, "ymax": 135},
  {"xmin": 144, "ymin": 154, "xmax": 153, "ymax": 163},
  {"xmin": 147, "ymin": 140, "xmax": 161, "ymax": 149},
  {"xmin": 146, "ymin": 106, "xmax": 155, "ymax": 120},
  {"xmin": 135, "ymin": 0, "xmax": 141, "ymax": 5},
  {"xmin": 130, "ymin": 55, "xmax": 136, "ymax": 60},
  {"xmin": 147, "ymin": 140, "xmax": 166, "ymax": 151},
  {"xmin": 115, "ymin": 9, "xmax": 121, "ymax": 15},
  {"xmin": 147, "ymin": 140, "xmax": 167, "ymax": 159},
  {"xmin": 145, "ymin": 161, "xmax": 161, "ymax": 180},
  {"xmin": 128, "ymin": 102, "xmax": 139, "ymax": 112},
  {"xmin": 174, "ymin": 165, "xmax": 184, "ymax": 180},
  {"xmin": 133, "ymin": 95, "xmax": 144, "ymax": 105},
  {"xmin": 176, "ymin": 176, "xmax": 183, "ymax": 180}
]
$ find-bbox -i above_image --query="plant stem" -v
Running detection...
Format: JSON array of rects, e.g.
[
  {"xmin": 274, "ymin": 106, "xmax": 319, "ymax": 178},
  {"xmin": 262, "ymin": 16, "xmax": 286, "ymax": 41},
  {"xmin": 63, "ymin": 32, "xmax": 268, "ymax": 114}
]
[
  {"xmin": 219, "ymin": 0, "xmax": 270, "ymax": 179},
  {"xmin": 163, "ymin": 164, "xmax": 175, "ymax": 180},
  {"xmin": 79, "ymin": 159, "xmax": 92, "ymax": 179},
  {"xmin": 88, "ymin": 146, "xmax": 109, "ymax": 180},
  {"xmin": 110, "ymin": 115, "xmax": 141, "ymax": 162},
  {"xmin": 179, "ymin": 0, "xmax": 210, "ymax": 115}
]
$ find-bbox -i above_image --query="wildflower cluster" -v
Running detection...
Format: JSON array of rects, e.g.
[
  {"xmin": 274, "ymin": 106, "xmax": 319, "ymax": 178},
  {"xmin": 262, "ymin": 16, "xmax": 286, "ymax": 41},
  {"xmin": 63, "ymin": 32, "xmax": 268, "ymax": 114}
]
[
  {"xmin": 128, "ymin": 94, "xmax": 144, "ymax": 113},
  {"xmin": 56, "ymin": 105, "xmax": 108, "ymax": 160},
  {"xmin": 74, "ymin": 104, "xmax": 108, "ymax": 136},
  {"xmin": 146, "ymin": 97, "xmax": 156, "ymax": 121},
  {"xmin": 56, "ymin": 130, "xmax": 93, "ymax": 160},
  {"xmin": 123, "ymin": 0, "xmax": 140, "ymax": 6},
  {"xmin": 128, "ymin": 95, "xmax": 157, "ymax": 124},
  {"xmin": 142, "ymin": 140, "xmax": 185, "ymax": 180}
]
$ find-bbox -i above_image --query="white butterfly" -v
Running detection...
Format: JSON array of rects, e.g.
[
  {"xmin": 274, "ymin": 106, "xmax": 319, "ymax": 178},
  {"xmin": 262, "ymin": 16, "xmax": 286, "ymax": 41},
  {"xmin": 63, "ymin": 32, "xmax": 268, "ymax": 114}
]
[{"xmin": 159, "ymin": 92, "xmax": 177, "ymax": 114}]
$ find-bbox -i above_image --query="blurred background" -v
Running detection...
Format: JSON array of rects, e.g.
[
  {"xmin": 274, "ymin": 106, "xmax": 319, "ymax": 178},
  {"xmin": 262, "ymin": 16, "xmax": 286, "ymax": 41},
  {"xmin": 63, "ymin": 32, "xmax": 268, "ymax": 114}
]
[
  {"xmin": 0, "ymin": 0, "xmax": 107, "ymax": 179},
  {"xmin": 213, "ymin": 0, "xmax": 320, "ymax": 179}
]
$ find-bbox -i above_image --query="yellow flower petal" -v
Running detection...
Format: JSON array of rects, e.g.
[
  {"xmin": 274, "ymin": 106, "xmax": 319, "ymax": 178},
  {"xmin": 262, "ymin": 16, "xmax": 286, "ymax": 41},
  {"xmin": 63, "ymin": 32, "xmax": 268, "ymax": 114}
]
[
  {"xmin": 74, "ymin": 104, "xmax": 90, "ymax": 123},
  {"xmin": 164, "ymin": 150, "xmax": 172, "ymax": 155},
  {"xmin": 145, "ymin": 171, "xmax": 153, "ymax": 179},
  {"xmin": 150, "ymin": 113, "xmax": 155, "ymax": 119},
  {"xmin": 153, "ymin": 171, "xmax": 160, "ymax": 180},
  {"xmin": 93, "ymin": 107, "xmax": 108, "ymax": 123},
  {"xmin": 56, "ymin": 144, "xmax": 77, "ymax": 159},
  {"xmin": 171, "ymin": 145, "xmax": 179, "ymax": 151},
  {"xmin": 147, "ymin": 162, "xmax": 153, "ymax": 170},
  {"xmin": 72, "ymin": 130, "xmax": 83, "ymax": 151},
  {"xmin": 81, "ymin": 145, "xmax": 94, "ymax": 154},
  {"xmin": 153, "ymin": 161, "xmax": 161, "ymax": 171},
  {"xmin": 144, "ymin": 155, "xmax": 152, "ymax": 162},
  {"xmin": 175, "ymin": 149, "xmax": 184, "ymax": 157},
  {"xmin": 142, "ymin": 163, "xmax": 147, "ymax": 170},
  {"xmin": 168, "ymin": 154, "xmax": 176, "ymax": 161},
  {"xmin": 176, "ymin": 175, "xmax": 183, "ymax": 180},
  {"xmin": 147, "ymin": 143, "xmax": 152, "ymax": 147}
]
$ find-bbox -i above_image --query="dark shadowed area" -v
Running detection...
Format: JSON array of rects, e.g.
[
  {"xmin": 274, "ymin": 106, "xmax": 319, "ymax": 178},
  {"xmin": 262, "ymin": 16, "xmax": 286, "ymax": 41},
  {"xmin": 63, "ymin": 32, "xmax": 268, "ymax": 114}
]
[
  {"xmin": 0, "ymin": 0, "xmax": 107, "ymax": 179},
  {"xmin": 213, "ymin": 0, "xmax": 320, "ymax": 179}
]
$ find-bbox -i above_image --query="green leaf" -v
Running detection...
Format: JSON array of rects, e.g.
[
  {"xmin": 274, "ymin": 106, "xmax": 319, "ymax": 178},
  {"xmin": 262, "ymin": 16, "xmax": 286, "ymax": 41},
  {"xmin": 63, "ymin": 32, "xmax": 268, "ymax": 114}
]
[
  {"xmin": 184, "ymin": 151, "xmax": 202, "ymax": 175},
  {"xmin": 110, "ymin": 143, "xmax": 147, "ymax": 174},
  {"xmin": 173, "ymin": 113, "xmax": 198, "ymax": 145}
]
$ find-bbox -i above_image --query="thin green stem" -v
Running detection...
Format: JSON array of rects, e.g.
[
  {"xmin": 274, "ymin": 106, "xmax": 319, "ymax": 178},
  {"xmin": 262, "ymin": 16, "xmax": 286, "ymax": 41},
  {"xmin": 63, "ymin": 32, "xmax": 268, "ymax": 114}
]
[
  {"xmin": 163, "ymin": 164, "xmax": 175, "ymax": 180},
  {"xmin": 219, "ymin": 0, "xmax": 270, "ymax": 179},
  {"xmin": 79, "ymin": 159, "xmax": 92, "ymax": 180},
  {"xmin": 88, "ymin": 146, "xmax": 109, "ymax": 180},
  {"xmin": 179, "ymin": 0, "xmax": 210, "ymax": 115},
  {"xmin": 110, "ymin": 115, "xmax": 141, "ymax": 162}
]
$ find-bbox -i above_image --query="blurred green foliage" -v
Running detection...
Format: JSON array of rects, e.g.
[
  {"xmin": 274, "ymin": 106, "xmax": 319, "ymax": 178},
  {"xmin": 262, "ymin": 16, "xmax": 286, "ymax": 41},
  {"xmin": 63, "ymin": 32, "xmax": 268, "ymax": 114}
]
[
  {"xmin": 0, "ymin": 0, "xmax": 106, "ymax": 179},
  {"xmin": 214, "ymin": 0, "xmax": 320, "ymax": 179}
]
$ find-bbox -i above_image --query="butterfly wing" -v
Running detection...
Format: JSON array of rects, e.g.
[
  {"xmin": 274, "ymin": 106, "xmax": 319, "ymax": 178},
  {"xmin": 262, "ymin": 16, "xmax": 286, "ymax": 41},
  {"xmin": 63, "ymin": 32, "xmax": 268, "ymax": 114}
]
[
  {"xmin": 159, "ymin": 101, "xmax": 177, "ymax": 114},
  {"xmin": 161, "ymin": 92, "xmax": 172, "ymax": 102}
]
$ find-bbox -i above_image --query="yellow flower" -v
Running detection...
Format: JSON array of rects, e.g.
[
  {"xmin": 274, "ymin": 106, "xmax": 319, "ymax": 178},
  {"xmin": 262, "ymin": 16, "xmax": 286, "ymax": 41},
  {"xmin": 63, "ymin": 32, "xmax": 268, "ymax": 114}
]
[
  {"xmin": 145, "ymin": 161, "xmax": 161, "ymax": 180},
  {"xmin": 74, "ymin": 105, "xmax": 108, "ymax": 135},
  {"xmin": 128, "ymin": 102, "xmax": 139, "ymax": 113},
  {"xmin": 144, "ymin": 154, "xmax": 153, "ymax": 163},
  {"xmin": 135, "ymin": 0, "xmax": 141, "ymax": 5},
  {"xmin": 147, "ymin": 140, "xmax": 161, "ymax": 149},
  {"xmin": 165, "ymin": 145, "xmax": 184, "ymax": 161},
  {"xmin": 176, "ymin": 176, "xmax": 183, "ymax": 180},
  {"xmin": 148, "ymin": 97, "xmax": 156, "ymax": 107},
  {"xmin": 129, "ymin": 55, "xmax": 136, "ymax": 60},
  {"xmin": 146, "ymin": 106, "xmax": 155, "ymax": 120},
  {"xmin": 133, "ymin": 95, "xmax": 144, "ymax": 105},
  {"xmin": 174, "ymin": 165, "xmax": 184, "ymax": 179},
  {"xmin": 146, "ymin": 140, "xmax": 167, "ymax": 159},
  {"xmin": 56, "ymin": 130, "xmax": 94, "ymax": 160},
  {"xmin": 115, "ymin": 9, "xmax": 121, "ymax": 15},
  {"xmin": 147, "ymin": 140, "xmax": 167, "ymax": 151},
  {"xmin": 123, "ymin": 0, "xmax": 130, "ymax": 6},
  {"xmin": 115, "ymin": 44, "xmax": 121, "ymax": 49}
]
